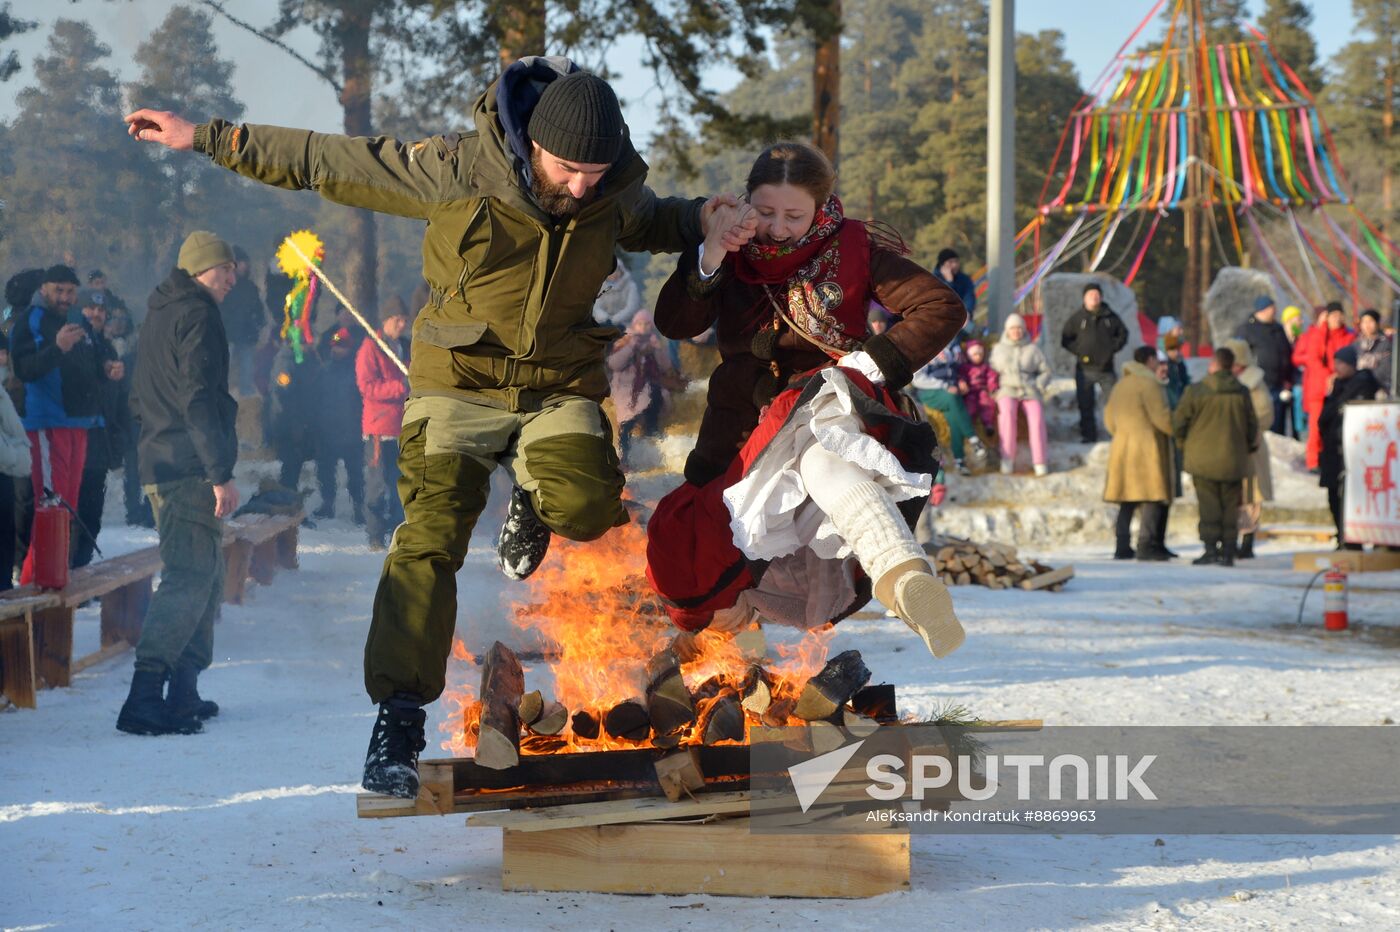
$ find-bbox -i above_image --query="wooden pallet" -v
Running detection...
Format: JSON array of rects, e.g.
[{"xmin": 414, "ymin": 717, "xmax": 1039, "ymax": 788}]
[{"xmin": 1293, "ymin": 549, "xmax": 1400, "ymax": 573}]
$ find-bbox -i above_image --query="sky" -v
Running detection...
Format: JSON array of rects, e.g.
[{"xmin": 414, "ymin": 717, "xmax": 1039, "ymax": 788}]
[{"xmin": 0, "ymin": 0, "xmax": 1363, "ymax": 150}]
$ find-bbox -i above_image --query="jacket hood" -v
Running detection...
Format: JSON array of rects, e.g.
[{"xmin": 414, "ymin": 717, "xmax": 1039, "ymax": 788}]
[
  {"xmin": 472, "ymin": 56, "xmax": 647, "ymax": 213},
  {"xmin": 1122, "ymin": 360, "xmax": 1158, "ymax": 382},
  {"xmin": 1237, "ymin": 365, "xmax": 1266, "ymax": 391},
  {"xmin": 149, "ymin": 267, "xmax": 216, "ymax": 315}
]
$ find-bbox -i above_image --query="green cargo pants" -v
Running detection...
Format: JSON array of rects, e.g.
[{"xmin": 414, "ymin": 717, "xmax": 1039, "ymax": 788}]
[
  {"xmin": 363, "ymin": 394, "xmax": 626, "ymax": 703},
  {"xmin": 1193, "ymin": 476, "xmax": 1243, "ymax": 549},
  {"xmin": 133, "ymin": 477, "xmax": 224, "ymax": 675}
]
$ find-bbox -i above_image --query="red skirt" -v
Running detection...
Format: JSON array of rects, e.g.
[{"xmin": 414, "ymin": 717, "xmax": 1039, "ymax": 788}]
[{"xmin": 645, "ymin": 366, "xmax": 938, "ymax": 631}]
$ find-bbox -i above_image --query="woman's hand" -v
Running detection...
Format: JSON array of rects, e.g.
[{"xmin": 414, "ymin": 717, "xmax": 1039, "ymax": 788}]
[{"xmin": 700, "ymin": 200, "xmax": 756, "ymax": 275}]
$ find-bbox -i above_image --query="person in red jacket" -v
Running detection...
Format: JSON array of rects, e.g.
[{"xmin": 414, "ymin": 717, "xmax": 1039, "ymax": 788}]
[
  {"xmin": 1292, "ymin": 301, "xmax": 1355, "ymax": 470},
  {"xmin": 355, "ymin": 312, "xmax": 410, "ymax": 549}
]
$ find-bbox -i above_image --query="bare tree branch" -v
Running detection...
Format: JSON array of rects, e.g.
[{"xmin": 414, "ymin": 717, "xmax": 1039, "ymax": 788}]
[{"xmin": 194, "ymin": 0, "xmax": 343, "ymax": 94}]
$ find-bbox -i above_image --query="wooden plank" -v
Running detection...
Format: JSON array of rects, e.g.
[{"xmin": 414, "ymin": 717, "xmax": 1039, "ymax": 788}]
[
  {"xmin": 0, "ymin": 613, "xmax": 37, "ymax": 708},
  {"xmin": 274, "ymin": 525, "xmax": 299, "ymax": 571},
  {"xmin": 222, "ymin": 538, "xmax": 254, "ymax": 604},
  {"xmin": 0, "ymin": 589, "xmax": 62, "ymax": 620},
  {"xmin": 500, "ymin": 822, "xmax": 910, "ymax": 897},
  {"xmin": 99, "ymin": 577, "xmax": 150, "ymax": 648},
  {"xmin": 1019, "ymin": 565, "xmax": 1075, "ymax": 591},
  {"xmin": 32, "ymin": 605, "xmax": 73, "ymax": 689},
  {"xmin": 61, "ymin": 549, "xmax": 164, "ymax": 607},
  {"xmin": 1293, "ymin": 549, "xmax": 1400, "ymax": 573},
  {"xmin": 469, "ymin": 790, "xmax": 755, "ymax": 832},
  {"xmin": 249, "ymin": 539, "xmax": 279, "ymax": 586},
  {"xmin": 72, "ymin": 638, "xmax": 131, "ymax": 674},
  {"xmin": 414, "ymin": 761, "xmax": 455, "ymax": 816}
]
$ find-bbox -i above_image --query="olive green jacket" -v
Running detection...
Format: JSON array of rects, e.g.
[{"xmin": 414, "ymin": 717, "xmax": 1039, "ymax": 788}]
[
  {"xmin": 194, "ymin": 76, "xmax": 703, "ymax": 410},
  {"xmin": 1171, "ymin": 370, "xmax": 1260, "ymax": 482}
]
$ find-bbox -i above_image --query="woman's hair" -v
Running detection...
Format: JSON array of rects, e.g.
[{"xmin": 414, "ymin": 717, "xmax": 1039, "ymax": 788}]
[{"xmin": 745, "ymin": 142, "xmax": 837, "ymax": 204}]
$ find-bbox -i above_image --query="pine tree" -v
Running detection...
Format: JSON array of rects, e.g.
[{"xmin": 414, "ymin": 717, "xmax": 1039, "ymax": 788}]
[
  {"xmin": 0, "ymin": 2, "xmax": 35, "ymax": 83},
  {"xmin": 1328, "ymin": 0, "xmax": 1400, "ymax": 230},
  {"xmin": 0, "ymin": 20, "xmax": 164, "ymax": 286},
  {"xmin": 1257, "ymin": 0, "xmax": 1322, "ymax": 93}
]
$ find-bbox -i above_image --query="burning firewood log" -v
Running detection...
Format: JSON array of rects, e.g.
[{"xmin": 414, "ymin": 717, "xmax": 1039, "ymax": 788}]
[
  {"xmin": 740, "ymin": 667, "xmax": 773, "ymax": 717},
  {"xmin": 476, "ymin": 641, "xmax": 525, "ymax": 770},
  {"xmin": 571, "ymin": 709, "xmax": 601, "ymax": 740},
  {"xmin": 852, "ymin": 683, "xmax": 898, "ymax": 724},
  {"xmin": 518, "ymin": 690, "xmax": 543, "ymax": 727},
  {"xmin": 842, "ymin": 708, "xmax": 882, "ymax": 737},
  {"xmin": 762, "ymin": 694, "xmax": 796, "ymax": 728},
  {"xmin": 809, "ymin": 718, "xmax": 847, "ymax": 754},
  {"xmin": 794, "ymin": 649, "xmax": 871, "ymax": 721},
  {"xmin": 699, "ymin": 692, "xmax": 745, "ymax": 744},
  {"xmin": 529, "ymin": 701, "xmax": 568, "ymax": 736},
  {"xmin": 644, "ymin": 648, "xmax": 696, "ymax": 739},
  {"xmin": 603, "ymin": 699, "xmax": 652, "ymax": 742}
]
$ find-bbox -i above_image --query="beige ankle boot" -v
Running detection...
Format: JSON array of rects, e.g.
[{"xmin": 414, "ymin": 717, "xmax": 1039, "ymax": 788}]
[{"xmin": 873, "ymin": 559, "xmax": 966, "ymax": 658}]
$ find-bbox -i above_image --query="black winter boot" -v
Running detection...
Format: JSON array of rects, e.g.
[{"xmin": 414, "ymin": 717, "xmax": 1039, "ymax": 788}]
[
  {"xmin": 362, "ymin": 699, "xmax": 427, "ymax": 798},
  {"xmin": 1113, "ymin": 542, "xmax": 1136, "ymax": 560},
  {"xmin": 496, "ymin": 485, "xmax": 551, "ymax": 581},
  {"xmin": 1218, "ymin": 539, "xmax": 1236, "ymax": 567},
  {"xmin": 1237, "ymin": 533, "xmax": 1255, "ymax": 559},
  {"xmin": 1192, "ymin": 542, "xmax": 1220, "ymax": 566},
  {"xmin": 168, "ymin": 662, "xmax": 219, "ymax": 721},
  {"xmin": 117, "ymin": 669, "xmax": 203, "ymax": 736}
]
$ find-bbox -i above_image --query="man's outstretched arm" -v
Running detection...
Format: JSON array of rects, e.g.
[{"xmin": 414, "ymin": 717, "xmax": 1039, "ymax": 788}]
[{"xmin": 125, "ymin": 109, "xmax": 460, "ymax": 220}]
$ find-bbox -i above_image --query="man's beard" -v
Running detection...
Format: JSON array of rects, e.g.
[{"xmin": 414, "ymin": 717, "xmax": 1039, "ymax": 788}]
[{"xmin": 530, "ymin": 149, "xmax": 596, "ymax": 219}]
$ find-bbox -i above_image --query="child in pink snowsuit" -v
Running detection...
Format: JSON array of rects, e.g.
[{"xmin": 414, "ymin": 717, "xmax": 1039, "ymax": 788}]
[{"xmin": 957, "ymin": 340, "xmax": 999, "ymax": 433}]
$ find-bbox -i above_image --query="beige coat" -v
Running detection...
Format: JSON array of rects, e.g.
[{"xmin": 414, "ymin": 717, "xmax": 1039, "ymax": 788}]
[
  {"xmin": 1103, "ymin": 361, "xmax": 1174, "ymax": 503},
  {"xmin": 1237, "ymin": 365, "xmax": 1275, "ymax": 503}
]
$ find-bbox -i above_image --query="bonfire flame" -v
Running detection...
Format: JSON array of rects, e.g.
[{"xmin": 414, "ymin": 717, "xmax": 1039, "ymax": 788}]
[{"xmin": 439, "ymin": 522, "xmax": 835, "ymax": 754}]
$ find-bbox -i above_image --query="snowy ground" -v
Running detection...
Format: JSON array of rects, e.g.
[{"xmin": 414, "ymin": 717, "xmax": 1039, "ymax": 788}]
[{"xmin": 3, "ymin": 469, "xmax": 1399, "ymax": 930}]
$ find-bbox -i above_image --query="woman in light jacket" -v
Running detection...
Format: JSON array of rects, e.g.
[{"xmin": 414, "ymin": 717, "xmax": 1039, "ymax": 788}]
[
  {"xmin": 989, "ymin": 313, "xmax": 1052, "ymax": 475},
  {"xmin": 0, "ymin": 348, "xmax": 33, "ymax": 590},
  {"xmin": 1223, "ymin": 338, "xmax": 1275, "ymax": 558}
]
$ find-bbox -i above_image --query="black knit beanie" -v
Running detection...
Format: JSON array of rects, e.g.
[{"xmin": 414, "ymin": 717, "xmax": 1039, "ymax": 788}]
[
  {"xmin": 527, "ymin": 72, "xmax": 625, "ymax": 165},
  {"xmin": 1083, "ymin": 281, "xmax": 1103, "ymax": 296},
  {"xmin": 935, "ymin": 248, "xmax": 959, "ymax": 267}
]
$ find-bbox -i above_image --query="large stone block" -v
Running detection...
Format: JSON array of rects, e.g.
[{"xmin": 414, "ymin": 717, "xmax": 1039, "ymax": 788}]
[
  {"xmin": 1205, "ymin": 266, "xmax": 1277, "ymax": 346},
  {"xmin": 1038, "ymin": 272, "xmax": 1144, "ymax": 375}
]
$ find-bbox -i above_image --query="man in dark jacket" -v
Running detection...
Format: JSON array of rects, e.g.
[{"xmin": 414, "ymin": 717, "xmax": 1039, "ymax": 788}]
[
  {"xmin": 935, "ymin": 248, "xmax": 976, "ymax": 314},
  {"xmin": 1172, "ymin": 347, "xmax": 1259, "ymax": 566},
  {"xmin": 1233, "ymin": 295, "xmax": 1295, "ymax": 435},
  {"xmin": 1318, "ymin": 344, "xmax": 1382, "ymax": 550},
  {"xmin": 71, "ymin": 289, "xmax": 125, "ymax": 568},
  {"xmin": 220, "ymin": 246, "xmax": 271, "ymax": 397},
  {"xmin": 312, "ymin": 317, "xmax": 365, "ymax": 523},
  {"xmin": 10, "ymin": 265, "xmax": 115, "ymax": 584},
  {"xmin": 118, "ymin": 231, "xmax": 240, "ymax": 737},
  {"xmin": 1060, "ymin": 281, "xmax": 1129, "ymax": 442}
]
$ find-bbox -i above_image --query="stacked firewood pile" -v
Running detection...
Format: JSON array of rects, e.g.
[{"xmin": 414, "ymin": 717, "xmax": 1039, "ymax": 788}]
[
  {"xmin": 925, "ymin": 535, "xmax": 1073, "ymax": 591},
  {"xmin": 470, "ymin": 639, "xmax": 897, "ymax": 773}
]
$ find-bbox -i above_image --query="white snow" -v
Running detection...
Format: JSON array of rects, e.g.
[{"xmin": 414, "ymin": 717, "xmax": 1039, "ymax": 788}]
[{"xmin": 3, "ymin": 474, "xmax": 1399, "ymax": 930}]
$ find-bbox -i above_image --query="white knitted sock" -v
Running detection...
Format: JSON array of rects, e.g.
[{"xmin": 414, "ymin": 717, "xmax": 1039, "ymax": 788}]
[{"xmin": 801, "ymin": 444, "xmax": 925, "ymax": 582}]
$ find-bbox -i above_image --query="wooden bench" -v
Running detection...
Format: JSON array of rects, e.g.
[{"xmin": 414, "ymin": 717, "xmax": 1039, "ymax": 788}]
[{"xmin": 0, "ymin": 510, "xmax": 304, "ymax": 708}]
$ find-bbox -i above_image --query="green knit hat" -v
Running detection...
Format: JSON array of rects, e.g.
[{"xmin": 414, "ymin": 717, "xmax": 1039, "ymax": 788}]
[
  {"xmin": 178, "ymin": 231, "xmax": 236, "ymax": 277},
  {"xmin": 527, "ymin": 72, "xmax": 625, "ymax": 165}
]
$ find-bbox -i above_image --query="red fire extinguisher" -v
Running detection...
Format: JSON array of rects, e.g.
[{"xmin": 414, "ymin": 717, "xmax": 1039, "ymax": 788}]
[
  {"xmin": 30, "ymin": 431, "xmax": 71, "ymax": 591},
  {"xmin": 1323, "ymin": 566, "xmax": 1348, "ymax": 632}
]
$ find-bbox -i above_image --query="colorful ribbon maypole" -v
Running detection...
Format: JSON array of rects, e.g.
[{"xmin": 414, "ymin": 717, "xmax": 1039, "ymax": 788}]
[{"xmin": 274, "ymin": 230, "xmax": 326, "ymax": 365}]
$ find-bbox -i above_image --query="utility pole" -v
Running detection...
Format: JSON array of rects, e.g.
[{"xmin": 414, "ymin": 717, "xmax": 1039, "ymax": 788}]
[
  {"xmin": 985, "ymin": 0, "xmax": 1016, "ymax": 334},
  {"xmin": 1180, "ymin": 0, "xmax": 1207, "ymax": 348}
]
